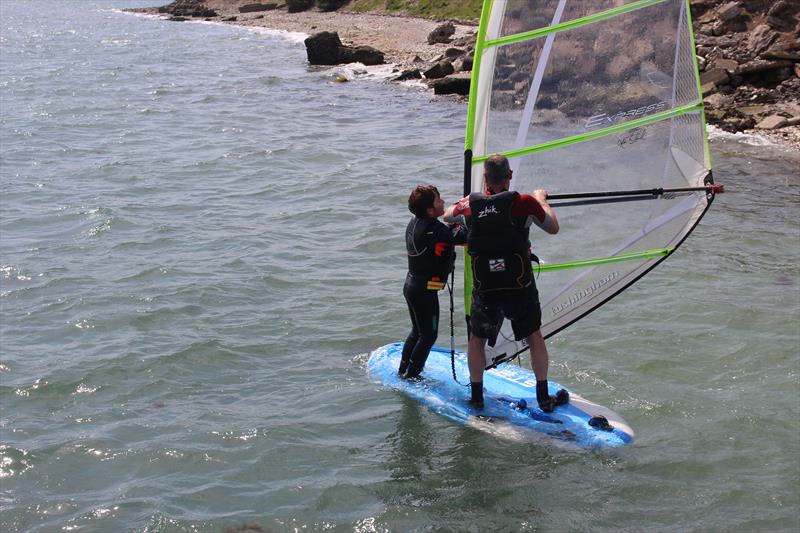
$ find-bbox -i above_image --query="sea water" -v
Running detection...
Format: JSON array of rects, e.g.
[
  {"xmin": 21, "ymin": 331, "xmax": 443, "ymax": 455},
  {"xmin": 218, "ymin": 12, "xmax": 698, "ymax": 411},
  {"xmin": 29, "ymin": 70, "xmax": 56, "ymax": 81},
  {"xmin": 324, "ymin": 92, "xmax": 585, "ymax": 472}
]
[{"xmin": 1, "ymin": 1, "xmax": 798, "ymax": 531}]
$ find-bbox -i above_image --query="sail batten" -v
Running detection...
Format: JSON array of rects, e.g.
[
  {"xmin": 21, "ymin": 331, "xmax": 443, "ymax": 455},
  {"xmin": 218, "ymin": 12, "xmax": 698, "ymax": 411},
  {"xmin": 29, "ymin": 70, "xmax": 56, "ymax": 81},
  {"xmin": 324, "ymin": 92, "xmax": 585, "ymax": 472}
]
[
  {"xmin": 472, "ymin": 102, "xmax": 703, "ymax": 163},
  {"xmin": 533, "ymin": 248, "xmax": 672, "ymax": 273},
  {"xmin": 463, "ymin": 0, "xmax": 716, "ymax": 353}
]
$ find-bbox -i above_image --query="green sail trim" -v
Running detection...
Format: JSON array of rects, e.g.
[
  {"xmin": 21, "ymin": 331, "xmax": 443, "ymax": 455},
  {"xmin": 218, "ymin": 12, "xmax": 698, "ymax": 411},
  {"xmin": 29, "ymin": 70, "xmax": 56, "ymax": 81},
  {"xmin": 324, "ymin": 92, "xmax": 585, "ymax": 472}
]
[
  {"xmin": 532, "ymin": 248, "xmax": 672, "ymax": 273},
  {"xmin": 464, "ymin": 0, "xmax": 494, "ymax": 151},
  {"xmin": 472, "ymin": 101, "xmax": 703, "ymax": 164},
  {"xmin": 684, "ymin": 0, "xmax": 713, "ymax": 170},
  {"xmin": 485, "ymin": 0, "xmax": 666, "ymax": 49}
]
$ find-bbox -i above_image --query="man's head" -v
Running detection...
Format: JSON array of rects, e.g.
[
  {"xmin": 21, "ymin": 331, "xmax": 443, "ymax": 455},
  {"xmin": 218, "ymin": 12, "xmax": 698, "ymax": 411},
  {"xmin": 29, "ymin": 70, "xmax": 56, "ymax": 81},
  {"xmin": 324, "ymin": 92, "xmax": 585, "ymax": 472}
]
[
  {"xmin": 408, "ymin": 185, "xmax": 443, "ymax": 218},
  {"xmin": 483, "ymin": 154, "xmax": 512, "ymax": 192}
]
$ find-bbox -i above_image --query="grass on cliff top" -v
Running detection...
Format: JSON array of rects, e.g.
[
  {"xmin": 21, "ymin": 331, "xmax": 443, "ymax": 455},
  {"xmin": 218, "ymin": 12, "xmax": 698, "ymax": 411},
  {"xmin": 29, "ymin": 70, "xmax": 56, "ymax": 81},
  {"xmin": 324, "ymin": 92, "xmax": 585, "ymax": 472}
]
[{"xmin": 346, "ymin": 0, "xmax": 482, "ymax": 21}]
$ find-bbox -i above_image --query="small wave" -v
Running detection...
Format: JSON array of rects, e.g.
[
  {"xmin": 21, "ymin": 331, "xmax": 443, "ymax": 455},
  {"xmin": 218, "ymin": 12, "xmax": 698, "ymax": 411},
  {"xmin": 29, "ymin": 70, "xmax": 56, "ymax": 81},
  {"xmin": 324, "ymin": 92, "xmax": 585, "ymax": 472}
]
[
  {"xmin": 1, "ymin": 265, "xmax": 32, "ymax": 281},
  {"xmin": 80, "ymin": 207, "xmax": 116, "ymax": 238},
  {"xmin": 111, "ymin": 237, "xmax": 177, "ymax": 253},
  {"xmin": 191, "ymin": 94, "xmax": 218, "ymax": 104},
  {"xmin": 14, "ymin": 378, "xmax": 47, "ymax": 397},
  {"xmin": 116, "ymin": 266, "xmax": 171, "ymax": 282},
  {"xmin": 85, "ymin": 220, "xmax": 112, "ymax": 238},
  {"xmin": 131, "ymin": 305, "xmax": 204, "ymax": 327},
  {"xmin": 257, "ymin": 75, "xmax": 282, "ymax": 87},
  {"xmin": 0, "ymin": 445, "xmax": 34, "ymax": 479}
]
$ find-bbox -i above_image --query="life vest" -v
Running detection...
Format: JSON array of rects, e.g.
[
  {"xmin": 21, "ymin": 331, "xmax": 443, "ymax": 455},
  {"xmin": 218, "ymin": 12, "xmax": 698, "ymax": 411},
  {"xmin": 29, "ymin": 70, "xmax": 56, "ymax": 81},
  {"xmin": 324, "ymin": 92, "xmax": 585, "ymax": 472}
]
[
  {"xmin": 467, "ymin": 191, "xmax": 532, "ymax": 292},
  {"xmin": 406, "ymin": 217, "xmax": 456, "ymax": 290}
]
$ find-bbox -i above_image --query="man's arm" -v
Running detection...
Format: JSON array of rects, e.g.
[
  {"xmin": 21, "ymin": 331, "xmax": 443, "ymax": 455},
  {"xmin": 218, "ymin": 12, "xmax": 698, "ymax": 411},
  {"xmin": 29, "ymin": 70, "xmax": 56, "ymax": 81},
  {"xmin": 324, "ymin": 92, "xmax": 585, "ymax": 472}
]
[
  {"xmin": 443, "ymin": 197, "xmax": 470, "ymax": 224},
  {"xmin": 532, "ymin": 189, "xmax": 559, "ymax": 234}
]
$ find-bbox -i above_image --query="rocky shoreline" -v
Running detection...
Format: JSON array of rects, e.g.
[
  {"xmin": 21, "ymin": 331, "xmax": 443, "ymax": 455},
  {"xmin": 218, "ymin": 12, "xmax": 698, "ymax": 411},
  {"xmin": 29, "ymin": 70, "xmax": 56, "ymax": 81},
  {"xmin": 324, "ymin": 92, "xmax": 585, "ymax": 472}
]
[{"xmin": 130, "ymin": 0, "xmax": 799, "ymax": 150}]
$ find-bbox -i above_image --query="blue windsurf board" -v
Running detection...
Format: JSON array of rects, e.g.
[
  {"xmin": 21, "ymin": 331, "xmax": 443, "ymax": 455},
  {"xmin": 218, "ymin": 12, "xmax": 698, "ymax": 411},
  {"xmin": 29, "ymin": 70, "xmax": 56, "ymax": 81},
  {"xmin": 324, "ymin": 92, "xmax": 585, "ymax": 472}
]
[{"xmin": 368, "ymin": 342, "xmax": 634, "ymax": 448}]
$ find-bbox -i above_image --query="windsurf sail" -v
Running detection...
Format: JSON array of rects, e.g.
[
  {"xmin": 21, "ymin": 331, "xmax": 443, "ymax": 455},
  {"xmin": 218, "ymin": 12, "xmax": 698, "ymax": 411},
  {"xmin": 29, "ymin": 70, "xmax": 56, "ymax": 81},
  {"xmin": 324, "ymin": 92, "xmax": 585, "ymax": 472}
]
[{"xmin": 463, "ymin": 0, "xmax": 719, "ymax": 365}]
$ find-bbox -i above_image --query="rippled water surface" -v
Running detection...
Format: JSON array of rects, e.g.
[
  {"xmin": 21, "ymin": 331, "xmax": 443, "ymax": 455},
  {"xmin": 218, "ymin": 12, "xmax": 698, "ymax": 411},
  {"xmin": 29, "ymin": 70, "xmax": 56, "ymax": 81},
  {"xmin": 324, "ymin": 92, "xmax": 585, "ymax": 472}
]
[{"xmin": 1, "ymin": 1, "xmax": 799, "ymax": 531}]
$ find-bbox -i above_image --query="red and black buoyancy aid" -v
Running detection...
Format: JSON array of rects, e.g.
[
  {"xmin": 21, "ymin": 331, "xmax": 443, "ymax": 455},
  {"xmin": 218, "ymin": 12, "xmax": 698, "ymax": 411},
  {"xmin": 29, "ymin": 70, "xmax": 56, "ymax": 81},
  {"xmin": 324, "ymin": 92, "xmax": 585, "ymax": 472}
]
[
  {"xmin": 406, "ymin": 217, "xmax": 457, "ymax": 290},
  {"xmin": 467, "ymin": 191, "xmax": 533, "ymax": 292}
]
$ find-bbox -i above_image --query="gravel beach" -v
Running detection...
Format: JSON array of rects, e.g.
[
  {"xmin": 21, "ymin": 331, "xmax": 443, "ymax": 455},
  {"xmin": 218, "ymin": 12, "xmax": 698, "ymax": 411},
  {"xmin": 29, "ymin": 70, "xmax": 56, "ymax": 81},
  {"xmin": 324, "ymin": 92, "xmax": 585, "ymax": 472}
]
[{"xmin": 151, "ymin": 1, "xmax": 478, "ymax": 67}]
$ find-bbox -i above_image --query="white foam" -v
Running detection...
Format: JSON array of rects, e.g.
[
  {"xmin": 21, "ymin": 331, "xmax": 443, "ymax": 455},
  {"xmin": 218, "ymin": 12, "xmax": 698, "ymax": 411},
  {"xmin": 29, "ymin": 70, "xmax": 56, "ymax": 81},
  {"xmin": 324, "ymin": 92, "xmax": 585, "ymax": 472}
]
[
  {"xmin": 707, "ymin": 124, "xmax": 776, "ymax": 147},
  {"xmin": 110, "ymin": 8, "xmax": 161, "ymax": 20},
  {"xmin": 318, "ymin": 62, "xmax": 399, "ymax": 83},
  {"xmin": 244, "ymin": 25, "xmax": 308, "ymax": 44}
]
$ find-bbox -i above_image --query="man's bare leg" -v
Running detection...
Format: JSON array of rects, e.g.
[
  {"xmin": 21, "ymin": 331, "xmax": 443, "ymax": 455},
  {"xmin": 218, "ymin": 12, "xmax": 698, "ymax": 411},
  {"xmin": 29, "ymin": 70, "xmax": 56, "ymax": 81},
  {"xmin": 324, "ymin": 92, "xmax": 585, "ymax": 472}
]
[
  {"xmin": 467, "ymin": 333, "xmax": 487, "ymax": 407},
  {"xmin": 527, "ymin": 330, "xmax": 548, "ymax": 381},
  {"xmin": 527, "ymin": 330, "xmax": 557, "ymax": 412}
]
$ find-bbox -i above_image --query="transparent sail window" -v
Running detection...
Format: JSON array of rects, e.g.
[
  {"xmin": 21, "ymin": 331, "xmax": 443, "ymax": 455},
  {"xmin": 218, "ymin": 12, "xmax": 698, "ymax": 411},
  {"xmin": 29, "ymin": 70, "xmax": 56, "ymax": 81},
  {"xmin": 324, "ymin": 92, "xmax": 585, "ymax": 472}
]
[{"xmin": 482, "ymin": 0, "xmax": 688, "ymax": 153}]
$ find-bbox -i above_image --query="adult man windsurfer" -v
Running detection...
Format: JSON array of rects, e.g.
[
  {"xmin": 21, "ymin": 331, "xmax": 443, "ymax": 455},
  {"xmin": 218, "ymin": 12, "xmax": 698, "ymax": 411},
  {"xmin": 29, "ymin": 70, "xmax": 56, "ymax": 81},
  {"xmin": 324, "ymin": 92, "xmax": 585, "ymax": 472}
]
[
  {"xmin": 401, "ymin": 185, "xmax": 467, "ymax": 379},
  {"xmin": 443, "ymin": 154, "xmax": 565, "ymax": 412}
]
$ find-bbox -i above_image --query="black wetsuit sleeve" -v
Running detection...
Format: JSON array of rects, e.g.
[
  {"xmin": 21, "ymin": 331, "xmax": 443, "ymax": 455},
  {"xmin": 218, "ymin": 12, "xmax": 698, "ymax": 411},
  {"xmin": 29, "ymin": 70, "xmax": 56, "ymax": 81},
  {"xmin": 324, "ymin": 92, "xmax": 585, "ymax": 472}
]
[
  {"xmin": 431, "ymin": 220, "xmax": 466, "ymax": 246},
  {"xmin": 450, "ymin": 223, "xmax": 467, "ymax": 245}
]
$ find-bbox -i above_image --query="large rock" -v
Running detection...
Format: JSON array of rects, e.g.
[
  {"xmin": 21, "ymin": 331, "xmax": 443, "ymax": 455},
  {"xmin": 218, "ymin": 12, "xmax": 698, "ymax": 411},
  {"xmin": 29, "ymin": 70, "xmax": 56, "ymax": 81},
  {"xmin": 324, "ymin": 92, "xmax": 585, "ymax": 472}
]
[
  {"xmin": 738, "ymin": 59, "xmax": 793, "ymax": 75},
  {"xmin": 716, "ymin": 1, "xmax": 742, "ymax": 22},
  {"xmin": 393, "ymin": 69, "xmax": 422, "ymax": 81},
  {"xmin": 340, "ymin": 45, "xmax": 384, "ymax": 66},
  {"xmin": 430, "ymin": 72, "xmax": 471, "ymax": 96},
  {"xmin": 444, "ymin": 47, "xmax": 467, "ymax": 60},
  {"xmin": 305, "ymin": 32, "xmax": 343, "ymax": 65},
  {"xmin": 700, "ymin": 68, "xmax": 730, "ymax": 87},
  {"xmin": 711, "ymin": 58, "xmax": 739, "ymax": 74},
  {"xmin": 756, "ymin": 115, "xmax": 789, "ymax": 129},
  {"xmin": 158, "ymin": 0, "xmax": 217, "ymax": 17},
  {"xmin": 767, "ymin": 0, "xmax": 800, "ymax": 32},
  {"xmin": 428, "ymin": 22, "xmax": 456, "ymax": 45},
  {"xmin": 304, "ymin": 32, "xmax": 384, "ymax": 66},
  {"xmin": 704, "ymin": 93, "xmax": 734, "ymax": 108},
  {"xmin": 238, "ymin": 3, "xmax": 277, "ymax": 13},
  {"xmin": 763, "ymin": 48, "xmax": 800, "ymax": 61},
  {"xmin": 738, "ymin": 105, "xmax": 769, "ymax": 117},
  {"xmin": 423, "ymin": 60, "xmax": 455, "ymax": 79},
  {"xmin": 452, "ymin": 32, "xmax": 476, "ymax": 48},
  {"xmin": 747, "ymin": 24, "xmax": 778, "ymax": 55},
  {"xmin": 455, "ymin": 55, "xmax": 474, "ymax": 72}
]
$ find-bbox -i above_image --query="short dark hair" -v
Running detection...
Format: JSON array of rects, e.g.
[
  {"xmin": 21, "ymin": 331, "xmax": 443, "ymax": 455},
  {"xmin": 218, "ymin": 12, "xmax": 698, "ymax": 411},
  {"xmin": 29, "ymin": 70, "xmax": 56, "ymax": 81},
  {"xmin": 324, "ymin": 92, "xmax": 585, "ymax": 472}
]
[
  {"xmin": 408, "ymin": 185, "xmax": 440, "ymax": 217},
  {"xmin": 484, "ymin": 154, "xmax": 511, "ymax": 185}
]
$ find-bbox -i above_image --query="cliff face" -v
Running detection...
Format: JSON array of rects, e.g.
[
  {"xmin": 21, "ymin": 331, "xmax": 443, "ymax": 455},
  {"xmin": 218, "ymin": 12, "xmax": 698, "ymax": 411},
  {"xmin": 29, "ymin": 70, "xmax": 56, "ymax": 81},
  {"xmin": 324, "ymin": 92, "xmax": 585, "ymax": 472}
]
[{"xmin": 691, "ymin": 0, "xmax": 799, "ymax": 132}]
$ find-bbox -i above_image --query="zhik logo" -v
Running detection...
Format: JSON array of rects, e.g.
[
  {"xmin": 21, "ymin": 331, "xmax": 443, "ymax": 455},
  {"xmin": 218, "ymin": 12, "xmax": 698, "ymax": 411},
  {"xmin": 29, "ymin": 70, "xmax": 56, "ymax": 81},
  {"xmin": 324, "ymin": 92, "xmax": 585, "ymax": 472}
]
[{"xmin": 477, "ymin": 205, "xmax": 498, "ymax": 218}]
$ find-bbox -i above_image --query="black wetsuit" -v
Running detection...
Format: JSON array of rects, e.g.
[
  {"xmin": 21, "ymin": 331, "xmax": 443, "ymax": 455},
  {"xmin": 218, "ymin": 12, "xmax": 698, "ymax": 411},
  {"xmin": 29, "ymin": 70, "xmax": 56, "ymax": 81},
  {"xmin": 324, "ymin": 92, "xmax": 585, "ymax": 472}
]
[{"xmin": 401, "ymin": 216, "xmax": 466, "ymax": 378}]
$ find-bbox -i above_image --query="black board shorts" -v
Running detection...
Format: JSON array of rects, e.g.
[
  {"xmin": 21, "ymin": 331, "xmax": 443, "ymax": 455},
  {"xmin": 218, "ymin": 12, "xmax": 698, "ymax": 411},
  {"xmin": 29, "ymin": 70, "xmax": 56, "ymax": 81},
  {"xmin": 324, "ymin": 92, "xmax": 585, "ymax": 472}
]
[{"xmin": 470, "ymin": 283, "xmax": 542, "ymax": 345}]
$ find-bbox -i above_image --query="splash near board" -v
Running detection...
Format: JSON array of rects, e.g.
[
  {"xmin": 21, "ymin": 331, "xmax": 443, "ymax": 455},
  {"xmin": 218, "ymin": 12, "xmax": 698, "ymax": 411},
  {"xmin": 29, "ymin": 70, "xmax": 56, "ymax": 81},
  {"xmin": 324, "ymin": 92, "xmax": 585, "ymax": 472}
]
[
  {"xmin": 371, "ymin": 0, "xmax": 721, "ymax": 446},
  {"xmin": 369, "ymin": 343, "xmax": 633, "ymax": 447}
]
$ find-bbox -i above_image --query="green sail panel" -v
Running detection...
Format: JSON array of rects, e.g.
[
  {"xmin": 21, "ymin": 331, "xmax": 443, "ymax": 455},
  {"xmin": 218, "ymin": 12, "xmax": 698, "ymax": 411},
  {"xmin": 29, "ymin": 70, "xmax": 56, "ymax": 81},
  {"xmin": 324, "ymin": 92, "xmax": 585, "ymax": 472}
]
[{"xmin": 463, "ymin": 0, "xmax": 715, "ymax": 360}]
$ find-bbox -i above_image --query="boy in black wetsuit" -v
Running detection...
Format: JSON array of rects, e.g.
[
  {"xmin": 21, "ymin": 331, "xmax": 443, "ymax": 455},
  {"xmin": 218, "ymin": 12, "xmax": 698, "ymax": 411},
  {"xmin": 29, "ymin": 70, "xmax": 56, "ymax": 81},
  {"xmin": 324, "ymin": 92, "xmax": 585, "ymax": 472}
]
[{"xmin": 401, "ymin": 185, "xmax": 467, "ymax": 379}]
